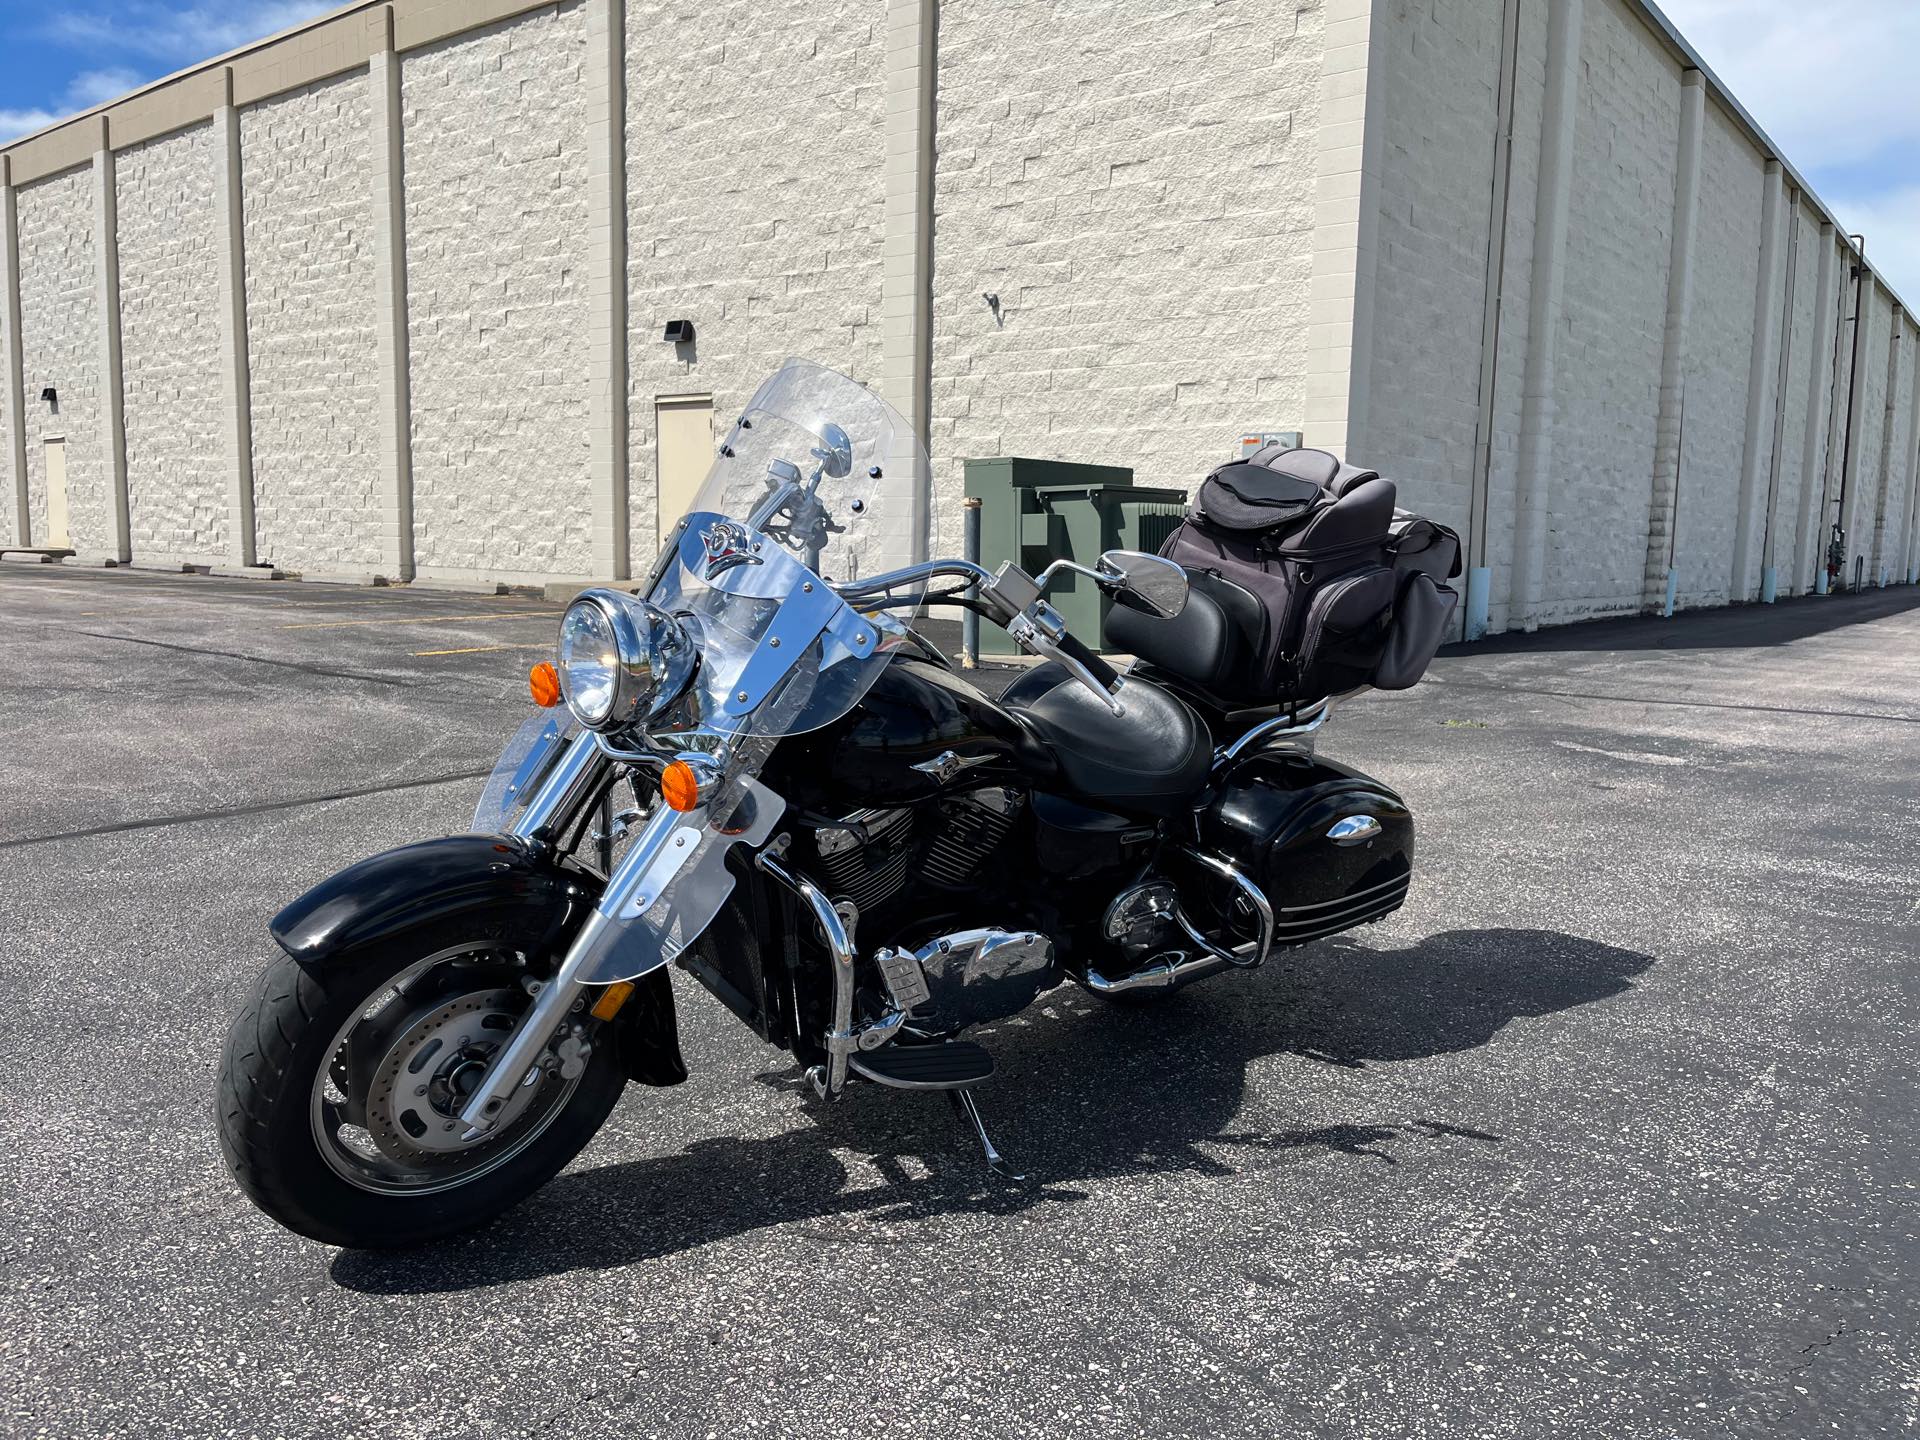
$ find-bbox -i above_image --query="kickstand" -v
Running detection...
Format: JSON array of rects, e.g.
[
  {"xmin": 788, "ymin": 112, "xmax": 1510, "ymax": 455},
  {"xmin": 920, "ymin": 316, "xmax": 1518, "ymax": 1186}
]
[{"xmin": 947, "ymin": 1089, "xmax": 1026, "ymax": 1182}]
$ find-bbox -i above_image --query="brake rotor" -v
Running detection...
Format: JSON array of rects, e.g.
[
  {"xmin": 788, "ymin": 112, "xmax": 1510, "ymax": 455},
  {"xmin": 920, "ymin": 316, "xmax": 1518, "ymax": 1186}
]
[{"xmin": 360, "ymin": 987, "xmax": 552, "ymax": 1160}]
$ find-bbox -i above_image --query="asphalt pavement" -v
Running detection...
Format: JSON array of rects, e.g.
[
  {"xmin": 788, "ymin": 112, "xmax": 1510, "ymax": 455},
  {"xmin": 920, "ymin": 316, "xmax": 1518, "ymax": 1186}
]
[{"xmin": 1, "ymin": 560, "xmax": 1916, "ymax": 1439}]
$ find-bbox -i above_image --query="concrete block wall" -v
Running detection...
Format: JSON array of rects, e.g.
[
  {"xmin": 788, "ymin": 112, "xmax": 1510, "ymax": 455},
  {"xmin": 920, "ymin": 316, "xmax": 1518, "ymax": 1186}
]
[
  {"xmin": 1668, "ymin": 103, "xmax": 1762, "ymax": 611},
  {"xmin": 1870, "ymin": 321, "xmax": 1914, "ymax": 581},
  {"xmin": 927, "ymin": 0, "xmax": 1322, "ymax": 559},
  {"xmin": 13, "ymin": 167, "xmax": 101, "ymax": 555},
  {"xmin": 1765, "ymin": 203, "xmax": 1821, "ymax": 593},
  {"xmin": 115, "ymin": 123, "xmax": 227, "ymax": 565},
  {"xmin": 622, "ymin": 0, "xmax": 887, "ymax": 565},
  {"xmin": 1477, "ymin": 0, "xmax": 1551, "ymax": 636},
  {"xmin": 1, "ymin": 0, "xmax": 1916, "ymax": 624},
  {"xmin": 402, "ymin": 2, "xmax": 594, "ymax": 582},
  {"xmin": 1846, "ymin": 287, "xmax": 1893, "ymax": 582},
  {"xmin": 1363, "ymin": 0, "xmax": 1502, "ymax": 548},
  {"xmin": 241, "ymin": 73, "xmax": 385, "ymax": 574},
  {"xmin": 1545, "ymin": 0, "xmax": 1679, "ymax": 623}
]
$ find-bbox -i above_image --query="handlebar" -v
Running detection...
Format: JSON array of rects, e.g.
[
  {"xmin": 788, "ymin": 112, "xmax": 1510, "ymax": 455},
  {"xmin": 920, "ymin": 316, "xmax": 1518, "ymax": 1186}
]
[{"xmin": 835, "ymin": 557, "xmax": 1125, "ymax": 714}]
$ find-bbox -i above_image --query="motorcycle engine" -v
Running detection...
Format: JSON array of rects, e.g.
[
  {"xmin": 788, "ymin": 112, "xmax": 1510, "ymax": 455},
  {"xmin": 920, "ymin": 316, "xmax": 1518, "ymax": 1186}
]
[
  {"xmin": 807, "ymin": 787, "xmax": 1022, "ymax": 917},
  {"xmin": 804, "ymin": 788, "xmax": 1052, "ymax": 1032}
]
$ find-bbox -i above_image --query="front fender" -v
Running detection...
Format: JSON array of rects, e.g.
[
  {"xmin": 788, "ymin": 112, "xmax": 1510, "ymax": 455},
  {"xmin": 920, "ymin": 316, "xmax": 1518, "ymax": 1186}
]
[
  {"xmin": 270, "ymin": 833, "xmax": 594, "ymax": 966},
  {"xmin": 269, "ymin": 833, "xmax": 687, "ymax": 1087}
]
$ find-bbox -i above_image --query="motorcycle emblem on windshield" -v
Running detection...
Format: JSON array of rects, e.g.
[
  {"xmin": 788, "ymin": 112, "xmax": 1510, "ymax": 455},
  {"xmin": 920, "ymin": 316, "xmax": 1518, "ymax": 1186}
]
[{"xmin": 699, "ymin": 520, "xmax": 764, "ymax": 579}]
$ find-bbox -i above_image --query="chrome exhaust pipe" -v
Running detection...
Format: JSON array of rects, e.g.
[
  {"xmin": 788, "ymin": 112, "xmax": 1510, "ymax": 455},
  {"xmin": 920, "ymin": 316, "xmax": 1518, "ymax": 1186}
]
[{"xmin": 1080, "ymin": 941, "xmax": 1256, "ymax": 995}]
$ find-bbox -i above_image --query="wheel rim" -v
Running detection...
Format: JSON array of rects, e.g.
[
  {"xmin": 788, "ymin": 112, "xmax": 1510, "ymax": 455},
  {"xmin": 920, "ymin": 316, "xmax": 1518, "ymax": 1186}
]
[{"xmin": 308, "ymin": 946, "xmax": 586, "ymax": 1196}]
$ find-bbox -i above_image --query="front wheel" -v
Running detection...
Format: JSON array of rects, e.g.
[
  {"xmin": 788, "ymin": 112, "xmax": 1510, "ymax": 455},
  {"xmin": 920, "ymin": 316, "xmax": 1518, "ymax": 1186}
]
[{"xmin": 216, "ymin": 940, "xmax": 625, "ymax": 1249}]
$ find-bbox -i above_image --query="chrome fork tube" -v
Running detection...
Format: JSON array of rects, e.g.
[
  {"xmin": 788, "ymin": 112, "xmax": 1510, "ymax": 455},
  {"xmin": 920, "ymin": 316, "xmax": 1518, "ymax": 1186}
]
[
  {"xmin": 455, "ymin": 730, "xmax": 617, "ymax": 1135},
  {"xmin": 756, "ymin": 850, "xmax": 855, "ymax": 1100},
  {"xmin": 506, "ymin": 729, "xmax": 611, "ymax": 847},
  {"xmin": 459, "ymin": 799, "xmax": 686, "ymax": 1134}
]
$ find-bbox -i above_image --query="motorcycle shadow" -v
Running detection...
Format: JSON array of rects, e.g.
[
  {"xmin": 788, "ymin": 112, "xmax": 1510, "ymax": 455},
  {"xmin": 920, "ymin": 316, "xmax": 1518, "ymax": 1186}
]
[{"xmin": 331, "ymin": 926, "xmax": 1651, "ymax": 1292}]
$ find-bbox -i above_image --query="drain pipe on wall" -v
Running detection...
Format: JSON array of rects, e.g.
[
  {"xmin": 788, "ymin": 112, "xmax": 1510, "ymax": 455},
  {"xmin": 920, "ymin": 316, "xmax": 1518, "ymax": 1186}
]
[
  {"xmin": 1461, "ymin": 0, "xmax": 1522, "ymax": 642},
  {"xmin": 1832, "ymin": 237, "xmax": 1870, "ymax": 589}
]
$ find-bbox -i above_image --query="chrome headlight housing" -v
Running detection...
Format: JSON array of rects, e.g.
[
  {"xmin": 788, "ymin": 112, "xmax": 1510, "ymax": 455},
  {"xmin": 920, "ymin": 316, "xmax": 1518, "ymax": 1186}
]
[{"xmin": 556, "ymin": 588, "xmax": 697, "ymax": 732}]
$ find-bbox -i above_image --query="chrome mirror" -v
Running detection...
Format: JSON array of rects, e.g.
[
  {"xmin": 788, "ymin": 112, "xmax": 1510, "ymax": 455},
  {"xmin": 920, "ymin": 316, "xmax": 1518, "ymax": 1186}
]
[
  {"xmin": 812, "ymin": 422, "xmax": 854, "ymax": 479},
  {"xmin": 1097, "ymin": 549, "xmax": 1188, "ymax": 619}
]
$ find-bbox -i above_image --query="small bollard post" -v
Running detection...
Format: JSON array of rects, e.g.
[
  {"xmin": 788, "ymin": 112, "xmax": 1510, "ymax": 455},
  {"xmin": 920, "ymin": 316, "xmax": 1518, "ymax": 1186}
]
[{"xmin": 961, "ymin": 496, "xmax": 982, "ymax": 669}]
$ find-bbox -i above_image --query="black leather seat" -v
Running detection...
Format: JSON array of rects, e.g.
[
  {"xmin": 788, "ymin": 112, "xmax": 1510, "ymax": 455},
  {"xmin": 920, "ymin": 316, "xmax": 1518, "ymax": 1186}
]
[{"xmin": 1000, "ymin": 663, "xmax": 1212, "ymax": 819}]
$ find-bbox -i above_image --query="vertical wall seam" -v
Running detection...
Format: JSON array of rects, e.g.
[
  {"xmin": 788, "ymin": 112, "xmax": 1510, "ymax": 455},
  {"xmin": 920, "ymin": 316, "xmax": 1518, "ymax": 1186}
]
[
  {"xmin": 1730, "ymin": 159, "xmax": 1783, "ymax": 599},
  {"xmin": 213, "ymin": 72, "xmax": 257, "ymax": 568},
  {"xmin": 881, "ymin": 0, "xmax": 937, "ymax": 562},
  {"xmin": 586, "ymin": 0, "xmax": 629, "ymax": 580},
  {"xmin": 93, "ymin": 118, "xmax": 131, "ymax": 563},
  {"xmin": 368, "ymin": 8, "xmax": 414, "ymax": 583},
  {"xmin": 1640, "ymin": 69, "xmax": 1706, "ymax": 613},
  {"xmin": 1, "ymin": 156, "xmax": 27, "ymax": 546},
  {"xmin": 1507, "ymin": 0, "xmax": 1583, "ymax": 631}
]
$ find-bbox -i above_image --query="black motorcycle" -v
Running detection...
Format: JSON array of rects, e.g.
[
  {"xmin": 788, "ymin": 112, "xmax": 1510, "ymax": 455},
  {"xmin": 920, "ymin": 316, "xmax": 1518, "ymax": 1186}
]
[{"xmin": 218, "ymin": 360, "xmax": 1418, "ymax": 1248}]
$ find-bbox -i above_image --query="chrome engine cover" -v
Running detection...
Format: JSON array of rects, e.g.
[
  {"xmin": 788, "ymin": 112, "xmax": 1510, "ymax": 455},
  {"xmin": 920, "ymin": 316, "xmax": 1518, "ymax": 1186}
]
[{"xmin": 898, "ymin": 926, "xmax": 1058, "ymax": 1034}]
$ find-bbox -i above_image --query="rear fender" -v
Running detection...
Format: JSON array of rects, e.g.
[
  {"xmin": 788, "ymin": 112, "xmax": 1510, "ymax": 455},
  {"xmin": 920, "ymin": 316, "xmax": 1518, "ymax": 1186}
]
[{"xmin": 269, "ymin": 833, "xmax": 686, "ymax": 1088}]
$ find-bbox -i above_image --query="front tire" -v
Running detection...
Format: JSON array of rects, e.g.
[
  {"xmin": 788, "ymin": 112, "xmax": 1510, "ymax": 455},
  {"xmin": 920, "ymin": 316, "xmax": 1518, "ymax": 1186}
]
[{"xmin": 216, "ymin": 941, "xmax": 624, "ymax": 1249}]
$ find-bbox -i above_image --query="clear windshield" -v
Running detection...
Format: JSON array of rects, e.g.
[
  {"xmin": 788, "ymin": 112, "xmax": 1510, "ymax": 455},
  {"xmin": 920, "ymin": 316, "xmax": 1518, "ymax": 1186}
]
[{"xmin": 644, "ymin": 359, "xmax": 930, "ymax": 739}]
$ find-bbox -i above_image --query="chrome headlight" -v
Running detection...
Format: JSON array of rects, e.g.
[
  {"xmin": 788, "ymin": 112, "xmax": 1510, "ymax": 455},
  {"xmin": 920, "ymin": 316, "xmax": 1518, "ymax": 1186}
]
[{"xmin": 556, "ymin": 589, "xmax": 696, "ymax": 732}]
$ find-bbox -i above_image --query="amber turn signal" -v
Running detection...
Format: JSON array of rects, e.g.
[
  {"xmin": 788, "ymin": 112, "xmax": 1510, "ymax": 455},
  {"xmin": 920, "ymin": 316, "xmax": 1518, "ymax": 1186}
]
[
  {"xmin": 660, "ymin": 760, "xmax": 700, "ymax": 812},
  {"xmin": 529, "ymin": 662, "xmax": 561, "ymax": 708},
  {"xmin": 590, "ymin": 980, "xmax": 636, "ymax": 1021}
]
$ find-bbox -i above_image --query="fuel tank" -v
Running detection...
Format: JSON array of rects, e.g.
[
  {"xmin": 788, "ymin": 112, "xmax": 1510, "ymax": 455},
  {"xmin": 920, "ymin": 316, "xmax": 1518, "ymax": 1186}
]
[{"xmin": 766, "ymin": 657, "xmax": 1056, "ymax": 813}]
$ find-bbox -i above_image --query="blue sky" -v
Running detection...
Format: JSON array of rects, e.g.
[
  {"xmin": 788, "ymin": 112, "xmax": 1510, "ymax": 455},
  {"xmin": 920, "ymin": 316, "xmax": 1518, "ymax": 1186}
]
[{"xmin": 0, "ymin": 0, "xmax": 1913, "ymax": 299}]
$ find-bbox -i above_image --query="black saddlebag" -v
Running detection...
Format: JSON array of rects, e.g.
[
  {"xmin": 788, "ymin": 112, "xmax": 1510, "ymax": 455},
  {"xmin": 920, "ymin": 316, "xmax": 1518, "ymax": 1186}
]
[
  {"xmin": 1189, "ymin": 750, "xmax": 1413, "ymax": 949},
  {"xmin": 1108, "ymin": 446, "xmax": 1460, "ymax": 707}
]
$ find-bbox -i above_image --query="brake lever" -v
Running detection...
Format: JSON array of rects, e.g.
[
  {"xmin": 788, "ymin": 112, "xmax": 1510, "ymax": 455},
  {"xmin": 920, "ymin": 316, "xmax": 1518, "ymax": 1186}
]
[{"xmin": 1007, "ymin": 605, "xmax": 1124, "ymax": 716}]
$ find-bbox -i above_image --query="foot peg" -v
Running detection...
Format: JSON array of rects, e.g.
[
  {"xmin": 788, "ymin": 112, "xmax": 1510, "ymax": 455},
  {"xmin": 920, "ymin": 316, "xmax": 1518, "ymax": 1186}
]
[
  {"xmin": 948, "ymin": 1090, "xmax": 1026, "ymax": 1182},
  {"xmin": 848, "ymin": 1038, "xmax": 993, "ymax": 1089}
]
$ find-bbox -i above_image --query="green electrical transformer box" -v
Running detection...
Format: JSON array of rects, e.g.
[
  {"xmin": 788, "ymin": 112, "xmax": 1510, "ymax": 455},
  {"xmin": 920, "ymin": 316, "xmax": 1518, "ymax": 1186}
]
[{"xmin": 961, "ymin": 457, "xmax": 1189, "ymax": 655}]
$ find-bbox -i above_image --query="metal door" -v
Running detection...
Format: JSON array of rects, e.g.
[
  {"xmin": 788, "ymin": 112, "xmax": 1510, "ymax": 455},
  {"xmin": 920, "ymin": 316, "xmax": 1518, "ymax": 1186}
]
[
  {"xmin": 43, "ymin": 438, "xmax": 70, "ymax": 549},
  {"xmin": 654, "ymin": 396, "xmax": 714, "ymax": 542}
]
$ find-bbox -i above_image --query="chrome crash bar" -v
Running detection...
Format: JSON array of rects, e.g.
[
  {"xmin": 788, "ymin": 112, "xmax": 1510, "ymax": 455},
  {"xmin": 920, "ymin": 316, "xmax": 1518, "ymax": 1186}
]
[{"xmin": 755, "ymin": 848, "xmax": 857, "ymax": 1101}]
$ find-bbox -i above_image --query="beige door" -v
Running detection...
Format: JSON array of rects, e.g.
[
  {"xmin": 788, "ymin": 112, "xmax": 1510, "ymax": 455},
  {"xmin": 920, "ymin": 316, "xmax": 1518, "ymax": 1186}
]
[
  {"xmin": 43, "ymin": 438, "xmax": 70, "ymax": 549},
  {"xmin": 655, "ymin": 396, "xmax": 715, "ymax": 539}
]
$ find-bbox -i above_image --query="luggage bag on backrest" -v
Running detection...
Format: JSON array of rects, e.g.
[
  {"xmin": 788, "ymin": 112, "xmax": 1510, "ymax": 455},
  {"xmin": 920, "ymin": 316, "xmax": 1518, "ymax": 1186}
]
[{"xmin": 1130, "ymin": 447, "xmax": 1462, "ymax": 706}]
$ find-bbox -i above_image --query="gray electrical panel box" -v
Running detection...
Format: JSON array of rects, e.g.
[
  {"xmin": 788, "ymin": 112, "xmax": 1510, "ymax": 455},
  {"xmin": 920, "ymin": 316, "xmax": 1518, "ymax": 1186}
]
[{"xmin": 1238, "ymin": 429, "xmax": 1303, "ymax": 458}]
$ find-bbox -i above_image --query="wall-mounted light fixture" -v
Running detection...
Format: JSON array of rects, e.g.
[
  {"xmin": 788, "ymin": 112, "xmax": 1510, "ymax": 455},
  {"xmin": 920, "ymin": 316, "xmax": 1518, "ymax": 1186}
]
[
  {"xmin": 39, "ymin": 385, "xmax": 57, "ymax": 407},
  {"xmin": 663, "ymin": 319, "xmax": 695, "ymax": 344}
]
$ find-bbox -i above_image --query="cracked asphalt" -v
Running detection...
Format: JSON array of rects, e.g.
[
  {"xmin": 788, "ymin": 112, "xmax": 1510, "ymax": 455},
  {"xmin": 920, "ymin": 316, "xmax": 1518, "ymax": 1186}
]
[{"xmin": 1, "ymin": 561, "xmax": 1916, "ymax": 1439}]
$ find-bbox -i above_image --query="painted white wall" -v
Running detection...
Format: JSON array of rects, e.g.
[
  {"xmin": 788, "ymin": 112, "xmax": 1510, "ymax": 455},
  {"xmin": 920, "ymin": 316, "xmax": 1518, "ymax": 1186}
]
[
  {"xmin": 116, "ymin": 122, "xmax": 227, "ymax": 565},
  {"xmin": 241, "ymin": 72, "xmax": 386, "ymax": 575},
  {"xmin": 622, "ymin": 0, "xmax": 887, "ymax": 566},
  {"xmin": 927, "ymin": 0, "xmax": 1323, "ymax": 559},
  {"xmin": 402, "ymin": 2, "xmax": 595, "ymax": 583},
  {"xmin": 13, "ymin": 167, "xmax": 100, "ymax": 554}
]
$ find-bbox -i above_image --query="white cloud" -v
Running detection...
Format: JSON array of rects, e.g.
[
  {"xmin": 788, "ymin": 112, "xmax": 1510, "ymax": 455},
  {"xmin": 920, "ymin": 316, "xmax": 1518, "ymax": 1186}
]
[
  {"xmin": 1659, "ymin": 0, "xmax": 1920, "ymax": 298},
  {"xmin": 45, "ymin": 2, "xmax": 335, "ymax": 66},
  {"xmin": 1657, "ymin": 0, "xmax": 1920, "ymax": 167},
  {"xmin": 0, "ymin": 69, "xmax": 152, "ymax": 144},
  {"xmin": 0, "ymin": 109, "xmax": 64, "ymax": 145},
  {"xmin": 63, "ymin": 69, "xmax": 148, "ymax": 110}
]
